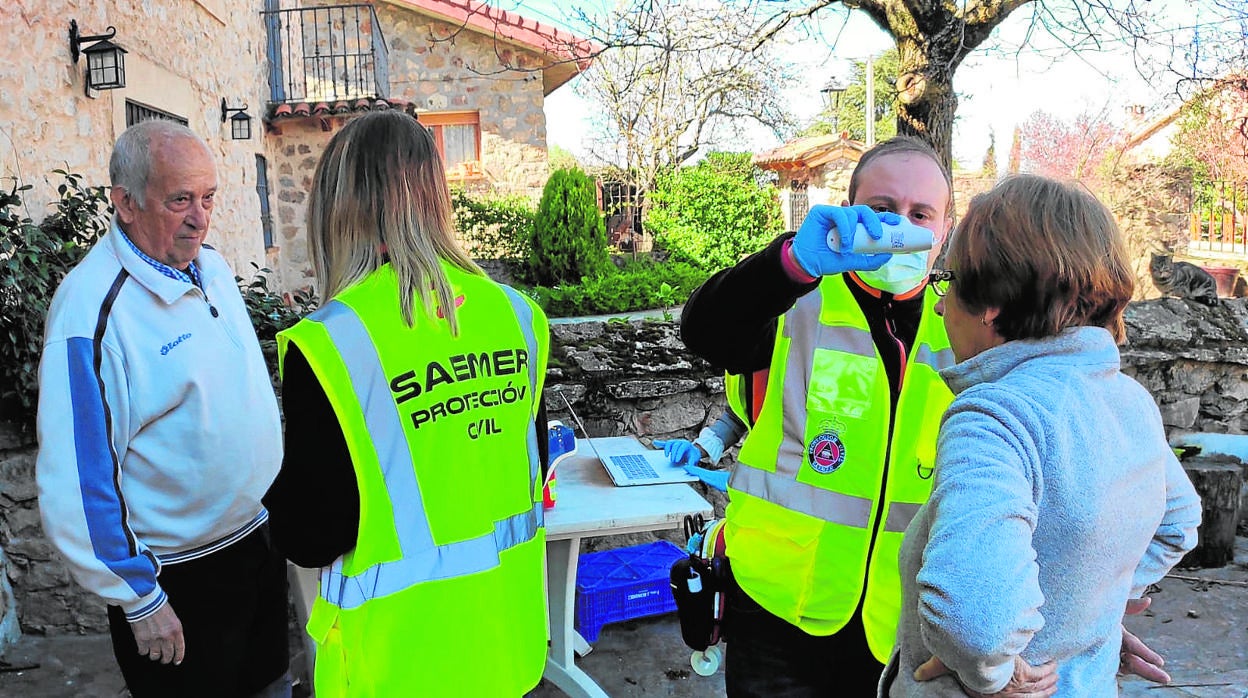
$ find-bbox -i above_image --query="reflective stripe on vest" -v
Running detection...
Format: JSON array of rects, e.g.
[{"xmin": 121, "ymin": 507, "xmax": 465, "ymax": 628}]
[
  {"xmin": 502, "ymin": 285, "xmax": 545, "ymax": 508},
  {"xmin": 884, "ymin": 501, "xmax": 923, "ymax": 533},
  {"xmin": 308, "ymin": 295, "xmax": 542, "ymax": 611}
]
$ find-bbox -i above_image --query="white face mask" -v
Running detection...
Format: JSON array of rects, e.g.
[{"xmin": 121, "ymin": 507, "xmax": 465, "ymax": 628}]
[{"xmin": 857, "ymin": 251, "xmax": 930, "ymax": 295}]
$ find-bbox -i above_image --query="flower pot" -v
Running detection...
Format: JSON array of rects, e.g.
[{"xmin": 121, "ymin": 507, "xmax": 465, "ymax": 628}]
[{"xmin": 1200, "ymin": 266, "xmax": 1240, "ymax": 298}]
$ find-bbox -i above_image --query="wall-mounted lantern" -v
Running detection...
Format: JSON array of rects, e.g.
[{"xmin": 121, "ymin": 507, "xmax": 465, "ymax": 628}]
[
  {"xmin": 69, "ymin": 20, "xmax": 127, "ymax": 94},
  {"xmin": 221, "ymin": 99, "xmax": 252, "ymax": 140}
]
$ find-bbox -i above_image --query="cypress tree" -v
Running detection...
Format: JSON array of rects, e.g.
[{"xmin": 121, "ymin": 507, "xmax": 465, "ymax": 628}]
[{"xmin": 529, "ymin": 168, "xmax": 612, "ymax": 286}]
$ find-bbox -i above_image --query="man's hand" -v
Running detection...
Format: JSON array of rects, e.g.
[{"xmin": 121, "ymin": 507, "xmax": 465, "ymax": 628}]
[
  {"xmin": 914, "ymin": 655, "xmax": 1057, "ymax": 698},
  {"xmin": 131, "ymin": 603, "xmax": 185, "ymax": 665},
  {"xmin": 1120, "ymin": 597, "xmax": 1170, "ymax": 684},
  {"xmin": 654, "ymin": 439, "xmax": 703, "ymax": 468},
  {"xmin": 789, "ymin": 205, "xmax": 894, "ymax": 277}
]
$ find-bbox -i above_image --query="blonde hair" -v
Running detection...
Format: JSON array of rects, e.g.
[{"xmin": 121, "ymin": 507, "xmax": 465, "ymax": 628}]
[
  {"xmin": 307, "ymin": 110, "xmax": 482, "ymax": 333},
  {"xmin": 947, "ymin": 174, "xmax": 1134, "ymax": 342}
]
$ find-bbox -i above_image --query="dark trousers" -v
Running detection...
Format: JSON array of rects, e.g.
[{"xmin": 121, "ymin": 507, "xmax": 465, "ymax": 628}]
[
  {"xmin": 107, "ymin": 523, "xmax": 290, "ymax": 698},
  {"xmin": 725, "ymin": 578, "xmax": 885, "ymax": 697}
]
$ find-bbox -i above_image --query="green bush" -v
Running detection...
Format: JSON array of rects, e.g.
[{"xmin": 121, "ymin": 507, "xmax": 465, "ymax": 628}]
[
  {"xmin": 0, "ymin": 171, "xmax": 110, "ymax": 425},
  {"xmin": 451, "ymin": 189, "xmax": 534, "ymax": 264},
  {"xmin": 0, "ymin": 169, "xmax": 319, "ymax": 426},
  {"xmin": 645, "ymin": 152, "xmax": 782, "ymax": 271},
  {"xmin": 236, "ymin": 264, "xmax": 317, "ymax": 379},
  {"xmin": 529, "ymin": 258, "xmax": 709, "ymax": 317},
  {"xmin": 529, "ymin": 167, "xmax": 612, "ymax": 286}
]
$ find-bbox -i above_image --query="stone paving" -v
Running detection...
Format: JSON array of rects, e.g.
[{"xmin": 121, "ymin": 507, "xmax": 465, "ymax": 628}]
[{"xmin": 3, "ymin": 539, "xmax": 1244, "ymax": 697}]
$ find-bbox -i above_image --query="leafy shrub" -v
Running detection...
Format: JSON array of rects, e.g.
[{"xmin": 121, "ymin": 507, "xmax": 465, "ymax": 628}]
[
  {"xmin": 0, "ymin": 169, "xmax": 319, "ymax": 425},
  {"xmin": 529, "ymin": 167, "xmax": 612, "ymax": 286},
  {"xmin": 236, "ymin": 264, "xmax": 318, "ymax": 378},
  {"xmin": 645, "ymin": 152, "xmax": 782, "ymax": 271},
  {"xmin": 0, "ymin": 172, "xmax": 110, "ymax": 425},
  {"xmin": 528, "ymin": 258, "xmax": 709, "ymax": 317},
  {"xmin": 451, "ymin": 189, "xmax": 534, "ymax": 264}
]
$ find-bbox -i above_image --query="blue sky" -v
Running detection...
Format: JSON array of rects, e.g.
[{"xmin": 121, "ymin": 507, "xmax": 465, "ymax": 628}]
[{"xmin": 504, "ymin": 1, "xmax": 1204, "ymax": 170}]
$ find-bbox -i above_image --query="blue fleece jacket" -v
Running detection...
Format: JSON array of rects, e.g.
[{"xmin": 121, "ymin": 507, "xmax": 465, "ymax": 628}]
[{"xmin": 885, "ymin": 327, "xmax": 1200, "ymax": 696}]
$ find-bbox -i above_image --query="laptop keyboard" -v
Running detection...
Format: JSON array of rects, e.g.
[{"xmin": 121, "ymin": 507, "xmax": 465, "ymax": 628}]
[{"xmin": 610, "ymin": 454, "xmax": 659, "ymax": 480}]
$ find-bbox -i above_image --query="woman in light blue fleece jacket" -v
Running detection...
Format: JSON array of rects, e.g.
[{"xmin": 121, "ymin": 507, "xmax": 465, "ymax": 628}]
[{"xmin": 883, "ymin": 175, "xmax": 1202, "ymax": 697}]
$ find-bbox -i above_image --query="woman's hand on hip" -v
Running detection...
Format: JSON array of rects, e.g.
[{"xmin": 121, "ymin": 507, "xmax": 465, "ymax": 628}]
[{"xmin": 914, "ymin": 655, "xmax": 1057, "ymax": 697}]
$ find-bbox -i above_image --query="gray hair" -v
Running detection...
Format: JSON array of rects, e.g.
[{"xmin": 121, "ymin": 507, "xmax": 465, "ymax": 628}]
[{"xmin": 109, "ymin": 120, "xmax": 207, "ymax": 209}]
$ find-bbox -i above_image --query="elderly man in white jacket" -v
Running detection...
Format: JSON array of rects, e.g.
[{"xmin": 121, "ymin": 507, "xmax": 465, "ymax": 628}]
[{"xmin": 36, "ymin": 120, "xmax": 289, "ymax": 698}]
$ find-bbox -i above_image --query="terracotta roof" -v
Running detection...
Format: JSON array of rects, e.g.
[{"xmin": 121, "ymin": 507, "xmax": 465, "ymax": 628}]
[
  {"xmin": 267, "ymin": 97, "xmax": 417, "ymax": 124},
  {"xmin": 383, "ymin": 0, "xmax": 598, "ymax": 94},
  {"xmin": 754, "ymin": 133, "xmax": 867, "ymax": 170}
]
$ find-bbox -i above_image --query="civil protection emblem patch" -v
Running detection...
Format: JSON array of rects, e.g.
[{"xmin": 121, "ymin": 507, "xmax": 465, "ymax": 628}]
[{"xmin": 807, "ymin": 422, "xmax": 846, "ymax": 474}]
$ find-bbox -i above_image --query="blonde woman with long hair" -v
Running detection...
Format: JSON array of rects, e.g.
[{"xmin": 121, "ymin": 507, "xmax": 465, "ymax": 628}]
[{"xmin": 264, "ymin": 110, "xmax": 552, "ymax": 697}]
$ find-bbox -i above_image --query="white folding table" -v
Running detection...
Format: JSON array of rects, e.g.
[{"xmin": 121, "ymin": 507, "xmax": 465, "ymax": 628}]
[{"xmin": 542, "ymin": 453, "xmax": 713, "ymax": 698}]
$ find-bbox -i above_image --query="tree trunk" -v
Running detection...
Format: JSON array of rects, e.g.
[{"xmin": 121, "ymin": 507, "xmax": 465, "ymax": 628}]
[
  {"xmin": 850, "ymin": 0, "xmax": 1037, "ymax": 174},
  {"xmin": 893, "ymin": 38, "xmax": 959, "ymax": 174}
]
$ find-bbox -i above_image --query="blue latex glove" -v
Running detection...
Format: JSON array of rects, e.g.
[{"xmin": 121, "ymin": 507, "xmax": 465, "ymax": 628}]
[
  {"xmin": 683, "ymin": 464, "xmax": 729, "ymax": 492},
  {"xmin": 790, "ymin": 205, "xmax": 897, "ymax": 277},
  {"xmin": 654, "ymin": 439, "xmax": 703, "ymax": 468}
]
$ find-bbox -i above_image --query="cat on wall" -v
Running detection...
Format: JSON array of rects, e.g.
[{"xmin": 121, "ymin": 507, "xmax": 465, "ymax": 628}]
[{"xmin": 1150, "ymin": 253, "xmax": 1220, "ymax": 306}]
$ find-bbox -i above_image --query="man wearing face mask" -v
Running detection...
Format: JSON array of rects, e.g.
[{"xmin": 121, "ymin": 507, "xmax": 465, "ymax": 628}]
[{"xmin": 680, "ymin": 136, "xmax": 957, "ymax": 696}]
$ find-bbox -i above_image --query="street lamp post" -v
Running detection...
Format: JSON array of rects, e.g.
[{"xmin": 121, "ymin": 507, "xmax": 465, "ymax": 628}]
[
  {"xmin": 864, "ymin": 54, "xmax": 876, "ymax": 147},
  {"xmin": 821, "ymin": 54, "xmax": 879, "ymax": 146},
  {"xmin": 820, "ymin": 76, "xmax": 849, "ymax": 137}
]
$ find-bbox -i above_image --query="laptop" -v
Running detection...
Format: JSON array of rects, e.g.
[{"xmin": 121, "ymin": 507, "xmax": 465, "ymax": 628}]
[
  {"xmin": 580, "ymin": 435, "xmax": 700, "ymax": 487},
  {"xmin": 558, "ymin": 393, "xmax": 699, "ymax": 487}
]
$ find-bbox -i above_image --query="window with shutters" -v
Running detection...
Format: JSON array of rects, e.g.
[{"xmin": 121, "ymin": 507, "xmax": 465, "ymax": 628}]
[
  {"xmin": 420, "ymin": 111, "xmax": 482, "ymax": 180},
  {"xmin": 125, "ymin": 100, "xmax": 188, "ymax": 127},
  {"xmin": 256, "ymin": 155, "xmax": 274, "ymax": 249}
]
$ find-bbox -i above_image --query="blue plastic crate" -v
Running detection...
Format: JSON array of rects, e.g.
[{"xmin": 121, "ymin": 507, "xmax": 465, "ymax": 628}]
[{"xmin": 574, "ymin": 540, "xmax": 687, "ymax": 643}]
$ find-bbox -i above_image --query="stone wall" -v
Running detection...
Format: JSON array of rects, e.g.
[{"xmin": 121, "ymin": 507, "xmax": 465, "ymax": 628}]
[
  {"xmin": 2, "ymin": 297, "xmax": 1245, "ymax": 638},
  {"xmin": 266, "ymin": 121, "xmax": 325, "ymax": 294},
  {"xmin": 0, "ymin": 426, "xmax": 104, "ymax": 640},
  {"xmin": 1122, "ymin": 298, "xmax": 1248, "ymax": 433}
]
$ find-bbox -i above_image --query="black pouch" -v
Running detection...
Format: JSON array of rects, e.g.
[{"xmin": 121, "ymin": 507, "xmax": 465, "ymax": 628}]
[{"xmin": 669, "ymin": 518, "xmax": 730, "ymax": 653}]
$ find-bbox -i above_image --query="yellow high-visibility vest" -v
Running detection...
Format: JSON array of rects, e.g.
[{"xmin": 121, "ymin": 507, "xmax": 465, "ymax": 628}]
[
  {"xmin": 726, "ymin": 275, "xmax": 953, "ymax": 662},
  {"xmin": 725, "ymin": 369, "xmax": 768, "ymax": 428},
  {"xmin": 725, "ymin": 372, "xmax": 748, "ymax": 426},
  {"xmin": 278, "ymin": 262, "xmax": 550, "ymax": 697}
]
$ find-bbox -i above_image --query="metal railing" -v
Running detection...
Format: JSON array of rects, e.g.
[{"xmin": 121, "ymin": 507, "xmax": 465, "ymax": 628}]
[
  {"xmin": 262, "ymin": 4, "xmax": 389, "ymax": 104},
  {"xmin": 1190, "ymin": 180, "xmax": 1248, "ymax": 257},
  {"xmin": 788, "ymin": 183, "xmax": 809, "ymax": 233}
]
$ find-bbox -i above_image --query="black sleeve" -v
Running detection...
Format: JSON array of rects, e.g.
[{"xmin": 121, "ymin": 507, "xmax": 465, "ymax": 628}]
[
  {"xmin": 680, "ymin": 232, "xmax": 820, "ymax": 374},
  {"xmin": 263, "ymin": 343, "xmax": 360, "ymax": 569},
  {"xmin": 537, "ymin": 397, "xmax": 550, "ymax": 481}
]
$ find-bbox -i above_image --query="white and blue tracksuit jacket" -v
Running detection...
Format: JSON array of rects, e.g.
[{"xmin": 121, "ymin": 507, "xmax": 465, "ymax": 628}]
[{"xmin": 35, "ymin": 224, "xmax": 281, "ymax": 622}]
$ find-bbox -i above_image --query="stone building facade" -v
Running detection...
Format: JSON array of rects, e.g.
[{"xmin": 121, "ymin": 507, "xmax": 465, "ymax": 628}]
[
  {"xmin": 262, "ymin": 0, "xmax": 591, "ymax": 292},
  {"xmin": 753, "ymin": 134, "xmax": 865, "ymax": 232},
  {"xmin": 2, "ymin": 298, "xmax": 1246, "ymax": 646},
  {"xmin": 380, "ymin": 2, "xmax": 554, "ymax": 196},
  {"xmin": 0, "ymin": 0, "xmax": 271, "ymax": 274},
  {"xmin": 2, "ymin": 0, "xmax": 589, "ymax": 295},
  {"xmin": 0, "ymin": 0, "xmax": 590, "ymax": 654}
]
